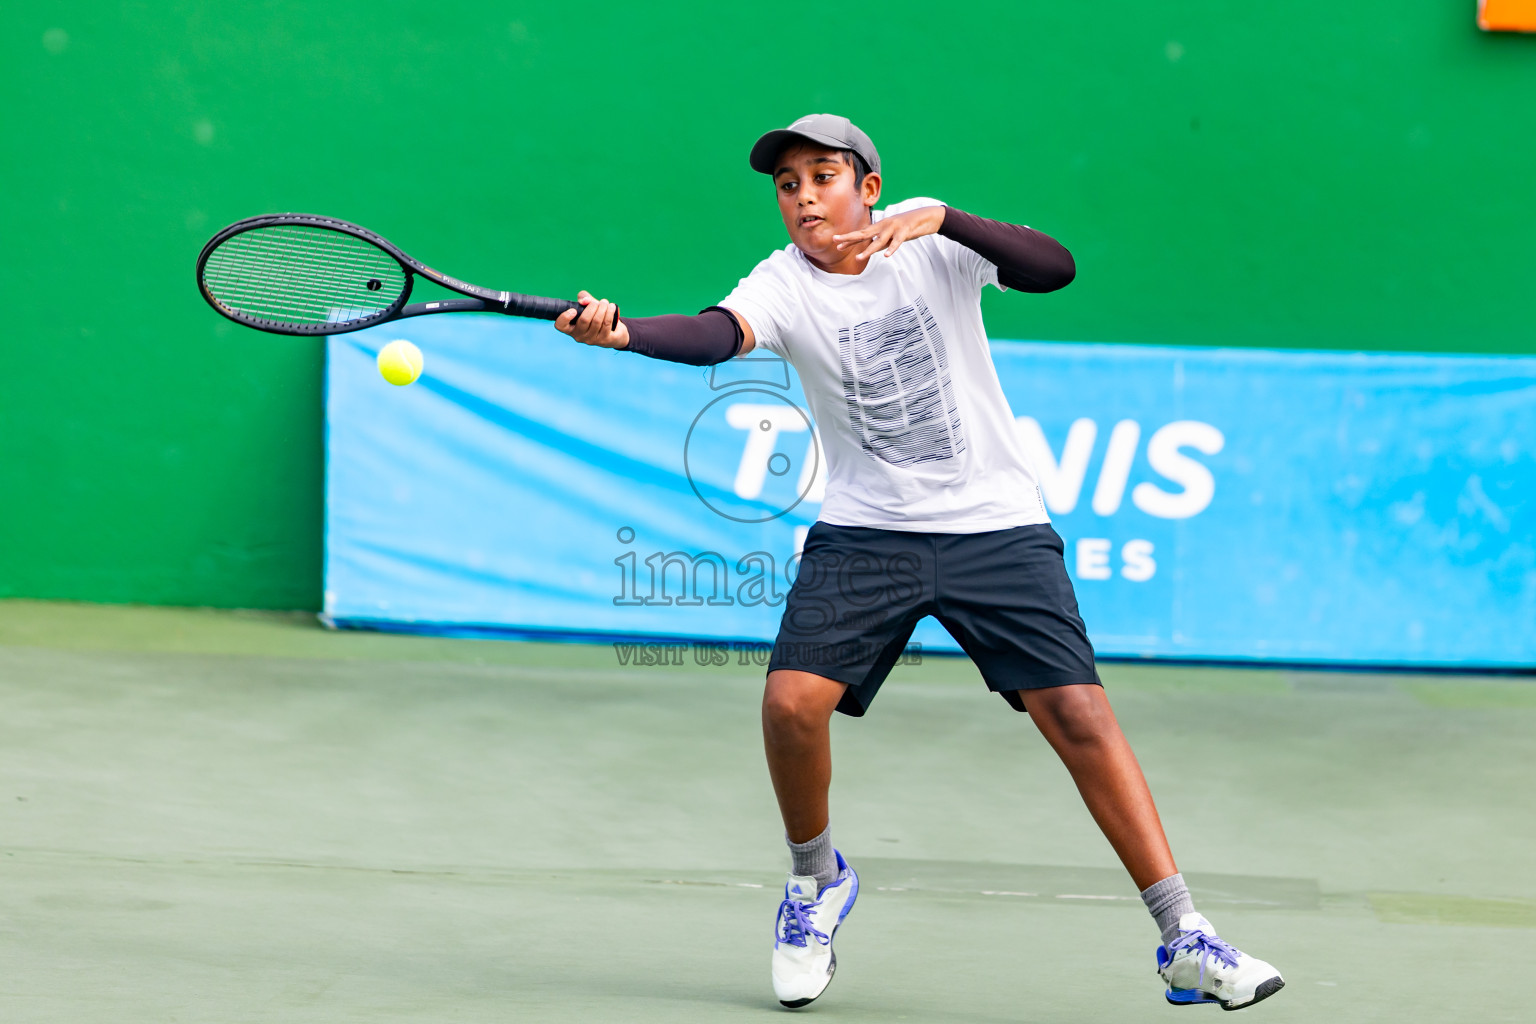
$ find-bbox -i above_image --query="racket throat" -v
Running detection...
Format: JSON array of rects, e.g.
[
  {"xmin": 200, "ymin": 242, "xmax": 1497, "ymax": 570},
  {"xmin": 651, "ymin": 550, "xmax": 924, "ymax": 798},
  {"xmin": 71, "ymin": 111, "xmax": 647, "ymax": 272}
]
[{"xmin": 399, "ymin": 298, "xmax": 492, "ymax": 318}]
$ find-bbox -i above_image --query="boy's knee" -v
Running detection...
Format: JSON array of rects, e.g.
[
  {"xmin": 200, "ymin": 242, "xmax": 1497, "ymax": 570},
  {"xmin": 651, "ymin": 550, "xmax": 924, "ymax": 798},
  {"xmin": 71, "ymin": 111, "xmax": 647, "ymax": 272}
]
[
  {"xmin": 1029, "ymin": 684, "xmax": 1114, "ymax": 745},
  {"xmin": 762, "ymin": 689, "xmax": 818, "ymax": 734},
  {"xmin": 762, "ymin": 672, "xmax": 842, "ymax": 736}
]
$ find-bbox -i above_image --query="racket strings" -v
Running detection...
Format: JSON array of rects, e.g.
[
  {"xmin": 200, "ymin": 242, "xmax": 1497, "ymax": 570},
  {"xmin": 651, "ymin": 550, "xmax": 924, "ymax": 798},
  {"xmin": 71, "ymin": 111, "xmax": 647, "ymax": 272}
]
[
  {"xmin": 201, "ymin": 225, "xmax": 407, "ymax": 326},
  {"xmin": 205, "ymin": 230, "xmax": 404, "ymax": 321}
]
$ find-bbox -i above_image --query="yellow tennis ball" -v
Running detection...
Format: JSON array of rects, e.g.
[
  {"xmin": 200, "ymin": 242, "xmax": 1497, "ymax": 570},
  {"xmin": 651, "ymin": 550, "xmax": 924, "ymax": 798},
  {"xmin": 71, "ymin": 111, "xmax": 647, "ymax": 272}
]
[{"xmin": 377, "ymin": 339, "xmax": 423, "ymax": 386}]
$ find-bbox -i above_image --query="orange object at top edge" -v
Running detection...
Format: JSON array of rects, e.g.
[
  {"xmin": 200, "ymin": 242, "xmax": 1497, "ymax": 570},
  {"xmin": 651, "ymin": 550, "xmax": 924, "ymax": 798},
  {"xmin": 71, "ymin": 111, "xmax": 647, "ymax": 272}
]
[{"xmin": 1480, "ymin": 0, "xmax": 1536, "ymax": 31}]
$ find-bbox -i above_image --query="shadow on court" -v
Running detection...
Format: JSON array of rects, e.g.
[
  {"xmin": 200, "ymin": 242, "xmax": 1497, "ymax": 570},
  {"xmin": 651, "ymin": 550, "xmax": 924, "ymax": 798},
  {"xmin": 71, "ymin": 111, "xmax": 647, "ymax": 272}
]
[{"xmin": 2, "ymin": 601, "xmax": 1533, "ymax": 1022}]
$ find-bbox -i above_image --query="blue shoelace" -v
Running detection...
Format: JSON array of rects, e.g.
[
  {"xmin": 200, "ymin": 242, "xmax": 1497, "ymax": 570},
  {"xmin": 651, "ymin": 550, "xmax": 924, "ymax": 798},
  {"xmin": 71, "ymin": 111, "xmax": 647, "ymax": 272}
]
[
  {"xmin": 1167, "ymin": 925, "xmax": 1241, "ymax": 986},
  {"xmin": 776, "ymin": 894, "xmax": 830, "ymax": 948}
]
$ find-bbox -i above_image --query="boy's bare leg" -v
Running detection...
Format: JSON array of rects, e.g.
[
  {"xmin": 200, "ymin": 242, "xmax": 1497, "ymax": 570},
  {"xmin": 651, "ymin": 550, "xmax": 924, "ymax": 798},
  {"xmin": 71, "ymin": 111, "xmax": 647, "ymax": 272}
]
[
  {"xmin": 1026, "ymin": 686, "xmax": 1285, "ymax": 1006},
  {"xmin": 761, "ymin": 669, "xmax": 849, "ymax": 843},
  {"xmin": 1020, "ymin": 683, "xmax": 1178, "ymax": 890},
  {"xmin": 763, "ymin": 669, "xmax": 858, "ymax": 1009}
]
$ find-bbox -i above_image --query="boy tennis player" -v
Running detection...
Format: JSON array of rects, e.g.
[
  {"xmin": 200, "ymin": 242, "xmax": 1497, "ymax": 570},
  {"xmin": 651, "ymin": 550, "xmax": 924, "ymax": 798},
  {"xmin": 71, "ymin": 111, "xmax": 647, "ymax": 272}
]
[{"xmin": 556, "ymin": 114, "xmax": 1284, "ymax": 1012}]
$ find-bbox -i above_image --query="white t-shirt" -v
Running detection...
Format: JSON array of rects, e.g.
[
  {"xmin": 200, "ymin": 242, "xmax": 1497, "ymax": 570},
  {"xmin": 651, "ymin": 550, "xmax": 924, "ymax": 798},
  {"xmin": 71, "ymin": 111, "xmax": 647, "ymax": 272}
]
[{"xmin": 720, "ymin": 197, "xmax": 1050, "ymax": 533}]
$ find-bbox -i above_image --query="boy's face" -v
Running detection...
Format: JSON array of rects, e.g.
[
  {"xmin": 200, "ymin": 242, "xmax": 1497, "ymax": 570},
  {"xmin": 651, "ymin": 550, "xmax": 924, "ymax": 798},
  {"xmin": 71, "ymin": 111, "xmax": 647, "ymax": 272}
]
[{"xmin": 772, "ymin": 143, "xmax": 881, "ymax": 265}]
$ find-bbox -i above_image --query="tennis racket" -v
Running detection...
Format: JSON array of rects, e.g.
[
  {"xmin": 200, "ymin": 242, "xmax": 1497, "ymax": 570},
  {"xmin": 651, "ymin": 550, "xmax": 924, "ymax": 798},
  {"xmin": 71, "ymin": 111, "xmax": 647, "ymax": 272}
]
[{"xmin": 195, "ymin": 213, "xmax": 616, "ymax": 336}]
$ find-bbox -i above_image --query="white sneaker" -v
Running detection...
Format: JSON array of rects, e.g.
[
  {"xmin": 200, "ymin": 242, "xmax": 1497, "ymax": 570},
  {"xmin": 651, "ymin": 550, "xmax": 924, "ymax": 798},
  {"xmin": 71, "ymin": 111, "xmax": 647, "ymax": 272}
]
[
  {"xmin": 1157, "ymin": 913, "xmax": 1285, "ymax": 1011},
  {"xmin": 770, "ymin": 850, "xmax": 858, "ymax": 1008}
]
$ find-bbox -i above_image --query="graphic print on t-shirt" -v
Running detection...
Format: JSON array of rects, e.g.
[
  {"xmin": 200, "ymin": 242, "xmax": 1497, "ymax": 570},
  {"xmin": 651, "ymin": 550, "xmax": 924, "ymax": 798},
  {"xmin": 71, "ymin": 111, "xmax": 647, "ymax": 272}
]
[{"xmin": 837, "ymin": 296, "xmax": 967, "ymax": 467}]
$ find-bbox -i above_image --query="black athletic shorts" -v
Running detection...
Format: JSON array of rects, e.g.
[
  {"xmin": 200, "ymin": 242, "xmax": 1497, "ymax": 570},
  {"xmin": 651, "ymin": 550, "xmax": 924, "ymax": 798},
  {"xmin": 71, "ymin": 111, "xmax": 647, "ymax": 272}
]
[{"xmin": 768, "ymin": 522, "xmax": 1101, "ymax": 717}]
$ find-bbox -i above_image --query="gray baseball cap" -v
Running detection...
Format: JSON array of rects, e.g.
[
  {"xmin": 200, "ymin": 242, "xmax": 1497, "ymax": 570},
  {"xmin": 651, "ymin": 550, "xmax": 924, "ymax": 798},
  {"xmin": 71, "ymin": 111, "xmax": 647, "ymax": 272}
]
[{"xmin": 749, "ymin": 113, "xmax": 881, "ymax": 176}]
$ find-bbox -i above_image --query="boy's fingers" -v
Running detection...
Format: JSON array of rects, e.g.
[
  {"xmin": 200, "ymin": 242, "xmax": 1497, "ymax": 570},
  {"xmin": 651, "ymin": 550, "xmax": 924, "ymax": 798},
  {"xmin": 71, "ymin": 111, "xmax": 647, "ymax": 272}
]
[
  {"xmin": 559, "ymin": 292, "xmax": 624, "ymax": 347},
  {"xmin": 834, "ymin": 226, "xmax": 873, "ymax": 250},
  {"xmin": 591, "ymin": 300, "xmax": 612, "ymax": 336},
  {"xmin": 559, "ymin": 291, "xmax": 589, "ymax": 331}
]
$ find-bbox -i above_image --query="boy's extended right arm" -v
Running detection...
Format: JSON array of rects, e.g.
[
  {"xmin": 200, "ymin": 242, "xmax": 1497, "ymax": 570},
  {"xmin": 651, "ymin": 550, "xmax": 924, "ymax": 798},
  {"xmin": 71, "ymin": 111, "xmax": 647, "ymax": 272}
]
[{"xmin": 556, "ymin": 289, "xmax": 757, "ymax": 365}]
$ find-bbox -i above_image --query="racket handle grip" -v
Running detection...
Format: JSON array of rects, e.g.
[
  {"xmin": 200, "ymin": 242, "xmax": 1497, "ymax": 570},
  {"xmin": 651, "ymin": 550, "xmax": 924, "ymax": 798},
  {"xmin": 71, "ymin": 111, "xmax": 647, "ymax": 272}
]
[
  {"xmin": 557, "ymin": 299, "xmax": 621, "ymax": 332},
  {"xmin": 508, "ymin": 293, "xmax": 619, "ymax": 331}
]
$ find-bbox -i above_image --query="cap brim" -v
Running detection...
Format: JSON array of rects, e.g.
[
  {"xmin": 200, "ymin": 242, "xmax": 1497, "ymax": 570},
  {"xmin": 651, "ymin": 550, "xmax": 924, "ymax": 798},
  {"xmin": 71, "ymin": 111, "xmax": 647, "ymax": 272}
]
[{"xmin": 749, "ymin": 129, "xmax": 855, "ymax": 175}]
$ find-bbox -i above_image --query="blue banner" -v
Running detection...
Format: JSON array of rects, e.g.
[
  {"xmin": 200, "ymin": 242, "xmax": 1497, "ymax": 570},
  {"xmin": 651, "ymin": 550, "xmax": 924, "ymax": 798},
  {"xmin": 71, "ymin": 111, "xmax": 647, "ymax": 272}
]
[{"xmin": 325, "ymin": 317, "xmax": 1536, "ymax": 668}]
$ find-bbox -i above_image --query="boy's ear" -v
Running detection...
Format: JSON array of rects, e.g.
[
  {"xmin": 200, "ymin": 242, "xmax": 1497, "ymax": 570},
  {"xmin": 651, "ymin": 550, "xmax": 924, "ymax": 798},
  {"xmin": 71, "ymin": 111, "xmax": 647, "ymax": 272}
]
[{"xmin": 861, "ymin": 171, "xmax": 882, "ymax": 209}]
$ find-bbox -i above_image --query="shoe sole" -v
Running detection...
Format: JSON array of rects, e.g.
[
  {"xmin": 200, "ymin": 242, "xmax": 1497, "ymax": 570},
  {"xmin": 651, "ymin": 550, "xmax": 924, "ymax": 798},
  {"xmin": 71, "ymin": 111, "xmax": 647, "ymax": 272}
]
[
  {"xmin": 1163, "ymin": 975, "xmax": 1285, "ymax": 1011},
  {"xmin": 778, "ymin": 867, "xmax": 859, "ymax": 1009},
  {"xmin": 1221, "ymin": 976, "xmax": 1285, "ymax": 1011},
  {"xmin": 778, "ymin": 953, "xmax": 832, "ymax": 1010}
]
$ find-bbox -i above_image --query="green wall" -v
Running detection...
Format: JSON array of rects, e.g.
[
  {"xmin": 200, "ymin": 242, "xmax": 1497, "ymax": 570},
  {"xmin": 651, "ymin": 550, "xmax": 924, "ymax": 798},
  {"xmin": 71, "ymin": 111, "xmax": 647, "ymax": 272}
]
[{"xmin": 3, "ymin": 2, "xmax": 1533, "ymax": 610}]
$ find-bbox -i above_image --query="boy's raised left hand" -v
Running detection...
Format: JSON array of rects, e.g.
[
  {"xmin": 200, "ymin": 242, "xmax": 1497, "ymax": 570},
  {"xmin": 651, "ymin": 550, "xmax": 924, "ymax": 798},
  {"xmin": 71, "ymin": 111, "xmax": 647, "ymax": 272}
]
[{"xmin": 833, "ymin": 205, "xmax": 946, "ymax": 262}]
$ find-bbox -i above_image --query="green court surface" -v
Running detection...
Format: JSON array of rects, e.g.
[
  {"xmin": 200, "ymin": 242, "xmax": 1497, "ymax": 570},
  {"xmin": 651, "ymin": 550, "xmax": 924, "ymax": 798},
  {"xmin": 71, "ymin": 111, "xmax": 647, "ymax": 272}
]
[{"xmin": 2, "ymin": 600, "xmax": 1533, "ymax": 1022}]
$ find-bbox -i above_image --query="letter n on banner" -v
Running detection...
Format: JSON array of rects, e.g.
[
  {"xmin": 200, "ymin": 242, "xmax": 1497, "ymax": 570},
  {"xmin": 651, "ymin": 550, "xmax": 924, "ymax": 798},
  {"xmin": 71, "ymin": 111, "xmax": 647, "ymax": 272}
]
[{"xmin": 1479, "ymin": 0, "xmax": 1536, "ymax": 31}]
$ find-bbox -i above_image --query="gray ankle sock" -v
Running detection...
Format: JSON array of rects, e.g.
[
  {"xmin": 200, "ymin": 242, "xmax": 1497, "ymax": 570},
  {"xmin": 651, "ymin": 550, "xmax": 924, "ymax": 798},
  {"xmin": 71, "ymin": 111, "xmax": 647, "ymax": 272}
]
[
  {"xmin": 1141, "ymin": 872, "xmax": 1197, "ymax": 946},
  {"xmin": 786, "ymin": 824, "xmax": 838, "ymax": 891}
]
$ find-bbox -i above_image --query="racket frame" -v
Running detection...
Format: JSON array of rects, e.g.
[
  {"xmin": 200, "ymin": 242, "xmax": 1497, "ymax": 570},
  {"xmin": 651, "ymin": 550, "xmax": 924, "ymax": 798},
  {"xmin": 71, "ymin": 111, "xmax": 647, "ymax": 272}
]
[{"xmin": 196, "ymin": 213, "xmax": 612, "ymax": 336}]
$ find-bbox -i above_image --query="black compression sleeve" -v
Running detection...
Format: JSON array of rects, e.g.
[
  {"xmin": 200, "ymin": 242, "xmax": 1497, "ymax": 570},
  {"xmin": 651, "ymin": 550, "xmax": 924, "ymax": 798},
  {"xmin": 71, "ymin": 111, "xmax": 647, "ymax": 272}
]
[
  {"xmin": 621, "ymin": 306, "xmax": 744, "ymax": 366},
  {"xmin": 937, "ymin": 206, "xmax": 1076, "ymax": 293}
]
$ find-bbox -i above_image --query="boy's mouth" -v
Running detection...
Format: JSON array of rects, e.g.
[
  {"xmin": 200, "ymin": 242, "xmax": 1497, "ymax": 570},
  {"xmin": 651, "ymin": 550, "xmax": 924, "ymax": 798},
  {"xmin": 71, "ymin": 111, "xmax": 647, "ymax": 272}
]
[{"xmin": 798, "ymin": 215, "xmax": 824, "ymax": 228}]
